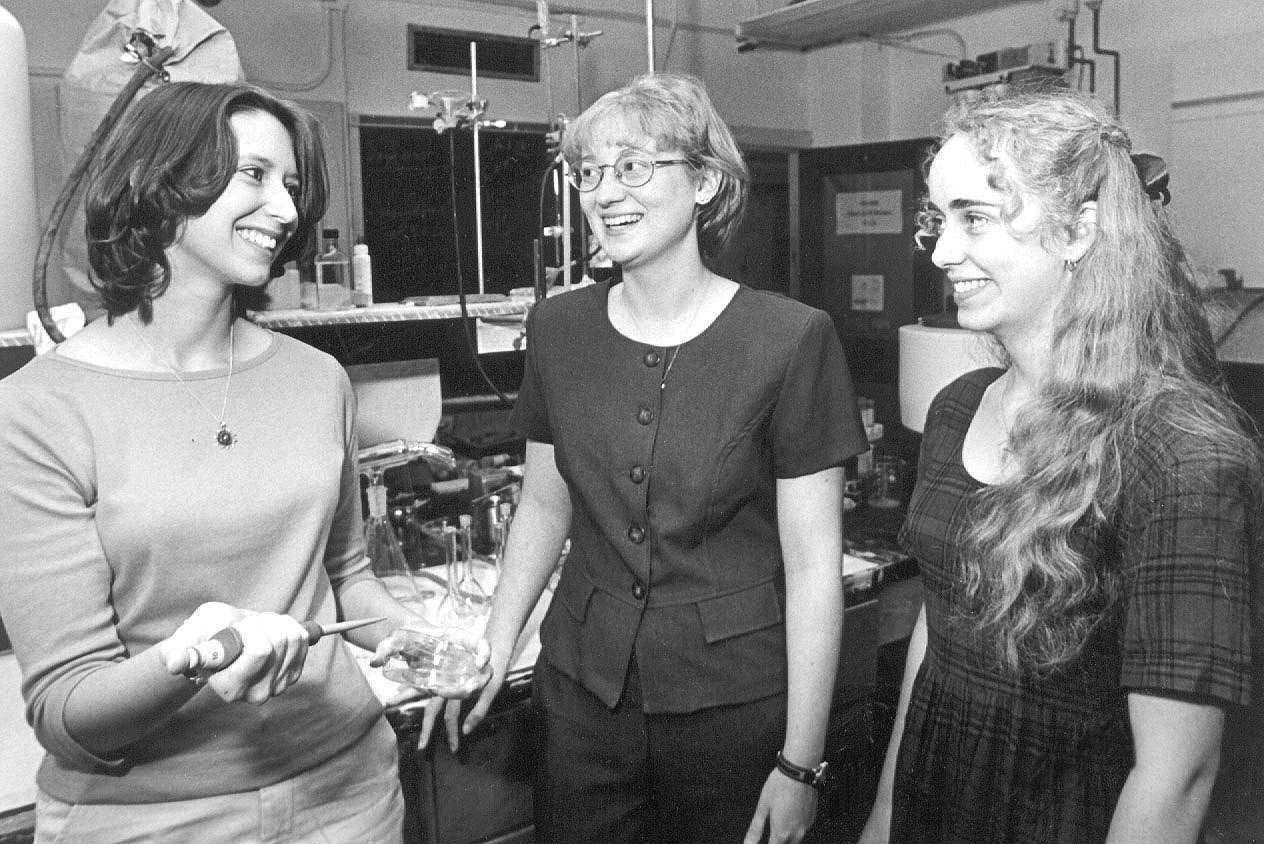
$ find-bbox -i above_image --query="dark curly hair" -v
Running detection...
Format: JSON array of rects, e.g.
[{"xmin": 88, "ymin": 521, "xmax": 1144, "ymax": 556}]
[{"xmin": 84, "ymin": 82, "xmax": 328, "ymax": 322}]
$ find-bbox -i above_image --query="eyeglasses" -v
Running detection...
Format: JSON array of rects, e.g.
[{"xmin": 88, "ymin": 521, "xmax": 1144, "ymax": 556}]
[{"xmin": 570, "ymin": 152, "xmax": 694, "ymax": 192}]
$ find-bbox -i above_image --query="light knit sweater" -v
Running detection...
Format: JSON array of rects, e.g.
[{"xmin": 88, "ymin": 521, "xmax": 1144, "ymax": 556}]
[{"xmin": 0, "ymin": 331, "xmax": 384, "ymax": 803}]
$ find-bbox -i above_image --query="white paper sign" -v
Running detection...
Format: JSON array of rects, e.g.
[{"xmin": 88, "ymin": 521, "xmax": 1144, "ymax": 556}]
[
  {"xmin": 835, "ymin": 190, "xmax": 903, "ymax": 235},
  {"xmin": 851, "ymin": 274, "xmax": 885, "ymax": 312}
]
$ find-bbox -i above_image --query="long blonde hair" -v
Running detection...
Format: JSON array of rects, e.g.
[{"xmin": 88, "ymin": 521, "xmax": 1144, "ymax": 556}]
[{"xmin": 940, "ymin": 86, "xmax": 1258, "ymax": 674}]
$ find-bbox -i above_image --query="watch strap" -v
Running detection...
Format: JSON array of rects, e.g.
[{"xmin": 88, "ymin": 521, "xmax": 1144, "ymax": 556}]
[{"xmin": 775, "ymin": 750, "xmax": 829, "ymax": 790}]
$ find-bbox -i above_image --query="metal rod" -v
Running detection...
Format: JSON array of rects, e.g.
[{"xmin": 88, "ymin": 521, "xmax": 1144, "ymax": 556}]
[
  {"xmin": 645, "ymin": 0, "xmax": 655, "ymax": 72},
  {"xmin": 470, "ymin": 41, "xmax": 487, "ymax": 296},
  {"xmin": 562, "ymin": 169, "xmax": 572, "ymax": 290}
]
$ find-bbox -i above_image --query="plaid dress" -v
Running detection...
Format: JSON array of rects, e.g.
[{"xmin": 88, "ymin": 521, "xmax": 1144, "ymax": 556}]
[{"xmin": 892, "ymin": 368, "xmax": 1257, "ymax": 844}]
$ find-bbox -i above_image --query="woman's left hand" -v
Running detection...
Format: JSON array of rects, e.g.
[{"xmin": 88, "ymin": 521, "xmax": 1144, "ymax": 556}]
[{"xmin": 744, "ymin": 769, "xmax": 819, "ymax": 844}]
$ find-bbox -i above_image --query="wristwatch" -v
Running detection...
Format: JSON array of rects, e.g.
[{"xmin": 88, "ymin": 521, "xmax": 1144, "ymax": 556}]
[{"xmin": 775, "ymin": 750, "xmax": 831, "ymax": 791}]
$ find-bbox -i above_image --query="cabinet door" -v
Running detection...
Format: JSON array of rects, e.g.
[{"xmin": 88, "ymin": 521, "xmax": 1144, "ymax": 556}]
[
  {"xmin": 798, "ymin": 139, "xmax": 941, "ymax": 428},
  {"xmin": 395, "ymin": 685, "xmax": 538, "ymax": 844}
]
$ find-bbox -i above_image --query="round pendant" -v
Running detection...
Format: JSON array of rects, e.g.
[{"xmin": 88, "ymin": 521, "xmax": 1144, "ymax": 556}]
[{"xmin": 216, "ymin": 426, "xmax": 235, "ymax": 448}]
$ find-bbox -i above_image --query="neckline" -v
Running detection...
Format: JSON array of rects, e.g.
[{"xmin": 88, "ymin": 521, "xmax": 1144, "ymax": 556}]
[
  {"xmin": 46, "ymin": 330, "xmax": 281, "ymax": 381},
  {"xmin": 956, "ymin": 367, "xmax": 1007, "ymax": 486},
  {"xmin": 600, "ymin": 278, "xmax": 742, "ymax": 349}
]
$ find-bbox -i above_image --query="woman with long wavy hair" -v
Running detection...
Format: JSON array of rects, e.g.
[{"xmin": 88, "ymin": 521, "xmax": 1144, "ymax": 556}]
[{"xmin": 858, "ymin": 85, "xmax": 1261, "ymax": 844}]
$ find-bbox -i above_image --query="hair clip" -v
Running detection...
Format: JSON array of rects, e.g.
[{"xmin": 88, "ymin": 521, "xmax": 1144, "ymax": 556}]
[
  {"xmin": 1099, "ymin": 127, "xmax": 1131, "ymax": 150},
  {"xmin": 1130, "ymin": 152, "xmax": 1170, "ymax": 205}
]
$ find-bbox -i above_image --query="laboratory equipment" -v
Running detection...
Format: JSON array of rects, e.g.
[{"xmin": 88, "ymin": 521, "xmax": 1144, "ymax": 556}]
[
  {"xmin": 380, "ymin": 627, "xmax": 486, "ymax": 695},
  {"xmin": 305, "ymin": 227, "xmax": 352, "ymax": 311},
  {"xmin": 436, "ymin": 515, "xmax": 491, "ymax": 625},
  {"xmin": 185, "ymin": 616, "xmax": 385, "ymax": 676},
  {"xmin": 456, "ymin": 513, "xmax": 491, "ymax": 608},
  {"xmin": 358, "ymin": 439, "xmax": 457, "ymax": 605},
  {"xmin": 351, "ymin": 239, "xmax": 372, "ymax": 306}
]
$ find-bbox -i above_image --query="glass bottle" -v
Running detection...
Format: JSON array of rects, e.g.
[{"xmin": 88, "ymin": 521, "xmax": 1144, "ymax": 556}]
[{"xmin": 312, "ymin": 227, "xmax": 351, "ymax": 311}]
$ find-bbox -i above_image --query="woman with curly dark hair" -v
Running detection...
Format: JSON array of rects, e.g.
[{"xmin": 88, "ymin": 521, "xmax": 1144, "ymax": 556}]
[{"xmin": 858, "ymin": 85, "xmax": 1262, "ymax": 844}]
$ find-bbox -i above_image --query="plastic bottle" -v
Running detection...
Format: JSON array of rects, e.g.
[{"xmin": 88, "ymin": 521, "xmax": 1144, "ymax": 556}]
[
  {"xmin": 310, "ymin": 228, "xmax": 351, "ymax": 310},
  {"xmin": 351, "ymin": 240, "xmax": 373, "ymax": 307}
]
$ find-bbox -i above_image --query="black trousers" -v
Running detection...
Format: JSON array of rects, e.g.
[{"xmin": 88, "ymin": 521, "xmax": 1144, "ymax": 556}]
[{"xmin": 532, "ymin": 654, "xmax": 787, "ymax": 844}]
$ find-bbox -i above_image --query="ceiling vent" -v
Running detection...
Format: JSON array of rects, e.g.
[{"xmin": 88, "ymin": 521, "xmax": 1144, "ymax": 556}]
[
  {"xmin": 737, "ymin": 0, "xmax": 1034, "ymax": 51},
  {"xmin": 408, "ymin": 25, "xmax": 539, "ymax": 82}
]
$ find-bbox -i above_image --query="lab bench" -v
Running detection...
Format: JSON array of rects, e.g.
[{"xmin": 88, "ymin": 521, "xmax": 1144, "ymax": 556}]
[{"xmin": 379, "ymin": 542, "xmax": 919, "ymax": 844}]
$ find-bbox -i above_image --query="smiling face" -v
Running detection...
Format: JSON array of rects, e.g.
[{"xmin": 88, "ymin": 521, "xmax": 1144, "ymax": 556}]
[
  {"xmin": 165, "ymin": 108, "xmax": 300, "ymax": 294},
  {"xmin": 577, "ymin": 114, "xmax": 718, "ymax": 275},
  {"xmin": 923, "ymin": 134, "xmax": 1071, "ymax": 346}
]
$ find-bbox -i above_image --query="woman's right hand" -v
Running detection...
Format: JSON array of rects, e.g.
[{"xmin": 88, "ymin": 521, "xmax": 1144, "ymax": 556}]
[
  {"xmin": 413, "ymin": 642, "xmax": 510, "ymax": 753},
  {"xmin": 157, "ymin": 602, "xmax": 311, "ymax": 705}
]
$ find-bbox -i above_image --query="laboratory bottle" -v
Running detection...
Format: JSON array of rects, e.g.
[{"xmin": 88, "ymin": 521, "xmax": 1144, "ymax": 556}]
[
  {"xmin": 351, "ymin": 240, "xmax": 373, "ymax": 307},
  {"xmin": 311, "ymin": 227, "xmax": 351, "ymax": 310}
]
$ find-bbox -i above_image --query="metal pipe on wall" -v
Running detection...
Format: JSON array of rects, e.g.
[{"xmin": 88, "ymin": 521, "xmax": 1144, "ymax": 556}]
[
  {"xmin": 470, "ymin": 42, "xmax": 487, "ymax": 295},
  {"xmin": 645, "ymin": 0, "xmax": 655, "ymax": 72}
]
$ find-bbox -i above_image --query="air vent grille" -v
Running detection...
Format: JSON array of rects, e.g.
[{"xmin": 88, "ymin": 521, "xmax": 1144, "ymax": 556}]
[{"xmin": 408, "ymin": 25, "xmax": 539, "ymax": 82}]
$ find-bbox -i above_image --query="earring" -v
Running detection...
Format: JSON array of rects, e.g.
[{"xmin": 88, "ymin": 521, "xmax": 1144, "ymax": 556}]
[{"xmin": 1064, "ymin": 259, "xmax": 1079, "ymax": 273}]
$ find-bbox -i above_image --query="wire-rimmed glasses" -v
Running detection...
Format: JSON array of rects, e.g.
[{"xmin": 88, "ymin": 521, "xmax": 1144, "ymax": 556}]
[{"xmin": 570, "ymin": 152, "xmax": 694, "ymax": 192}]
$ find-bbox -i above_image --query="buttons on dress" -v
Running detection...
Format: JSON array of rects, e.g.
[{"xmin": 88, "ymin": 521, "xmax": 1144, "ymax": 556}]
[
  {"xmin": 637, "ymin": 407, "xmax": 654, "ymax": 425},
  {"xmin": 643, "ymin": 350, "xmax": 661, "ymax": 367},
  {"xmin": 629, "ymin": 465, "xmax": 647, "ymax": 484},
  {"xmin": 631, "ymin": 581, "xmax": 646, "ymax": 600},
  {"xmin": 627, "ymin": 524, "xmax": 646, "ymax": 544}
]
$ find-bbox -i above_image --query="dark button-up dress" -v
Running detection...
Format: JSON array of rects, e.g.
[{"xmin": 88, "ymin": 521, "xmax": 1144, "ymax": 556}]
[{"xmin": 512, "ymin": 281, "xmax": 866, "ymax": 713}]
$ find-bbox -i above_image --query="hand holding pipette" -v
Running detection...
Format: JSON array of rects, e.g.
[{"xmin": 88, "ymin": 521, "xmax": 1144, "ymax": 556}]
[
  {"xmin": 184, "ymin": 616, "xmax": 386, "ymax": 674},
  {"xmin": 161, "ymin": 603, "xmax": 386, "ymax": 705}
]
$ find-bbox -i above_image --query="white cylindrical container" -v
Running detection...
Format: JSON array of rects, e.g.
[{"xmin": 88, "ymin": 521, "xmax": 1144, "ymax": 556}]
[
  {"xmin": 0, "ymin": 5, "xmax": 39, "ymax": 332},
  {"xmin": 898, "ymin": 324, "xmax": 1000, "ymax": 433},
  {"xmin": 351, "ymin": 241, "xmax": 373, "ymax": 307}
]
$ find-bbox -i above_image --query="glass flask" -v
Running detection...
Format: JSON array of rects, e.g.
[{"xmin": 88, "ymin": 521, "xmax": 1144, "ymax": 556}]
[{"xmin": 362, "ymin": 467, "xmax": 422, "ymax": 603}]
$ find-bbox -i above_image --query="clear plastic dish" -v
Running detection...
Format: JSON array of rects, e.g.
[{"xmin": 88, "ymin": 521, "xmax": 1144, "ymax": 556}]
[{"xmin": 380, "ymin": 628, "xmax": 486, "ymax": 696}]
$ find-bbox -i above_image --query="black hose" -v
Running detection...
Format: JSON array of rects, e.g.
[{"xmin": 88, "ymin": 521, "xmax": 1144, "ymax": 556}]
[
  {"xmin": 32, "ymin": 45, "xmax": 174, "ymax": 342},
  {"xmin": 1089, "ymin": 4, "xmax": 1121, "ymax": 115}
]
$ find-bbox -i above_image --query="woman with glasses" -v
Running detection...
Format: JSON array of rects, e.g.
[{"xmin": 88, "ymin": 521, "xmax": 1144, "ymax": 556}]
[
  {"xmin": 423, "ymin": 72, "xmax": 866, "ymax": 844},
  {"xmin": 857, "ymin": 85, "xmax": 1261, "ymax": 844}
]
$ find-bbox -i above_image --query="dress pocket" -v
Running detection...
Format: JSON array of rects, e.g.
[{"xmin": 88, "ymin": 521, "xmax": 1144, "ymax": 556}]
[{"xmin": 696, "ymin": 580, "xmax": 783, "ymax": 644}]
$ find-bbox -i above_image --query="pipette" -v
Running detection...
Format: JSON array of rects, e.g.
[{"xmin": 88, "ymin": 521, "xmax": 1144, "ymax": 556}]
[{"xmin": 184, "ymin": 617, "xmax": 385, "ymax": 676}]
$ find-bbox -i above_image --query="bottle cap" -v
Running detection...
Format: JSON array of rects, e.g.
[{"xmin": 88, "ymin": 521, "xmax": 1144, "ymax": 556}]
[
  {"xmin": 322, "ymin": 227, "xmax": 339, "ymax": 239},
  {"xmin": 353, "ymin": 243, "xmax": 369, "ymax": 255}
]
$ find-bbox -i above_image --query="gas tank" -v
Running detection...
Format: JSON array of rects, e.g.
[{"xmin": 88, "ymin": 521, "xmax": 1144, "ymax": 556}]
[{"xmin": 0, "ymin": 4, "xmax": 39, "ymax": 332}]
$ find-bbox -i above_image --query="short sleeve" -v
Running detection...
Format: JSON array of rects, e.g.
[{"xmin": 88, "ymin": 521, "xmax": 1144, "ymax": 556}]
[
  {"xmin": 1118, "ymin": 439, "xmax": 1257, "ymax": 705},
  {"xmin": 768, "ymin": 310, "xmax": 866, "ymax": 478},
  {"xmin": 510, "ymin": 305, "xmax": 553, "ymax": 444}
]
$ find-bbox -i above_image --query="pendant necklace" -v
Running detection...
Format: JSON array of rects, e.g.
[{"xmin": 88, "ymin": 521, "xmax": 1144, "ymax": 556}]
[
  {"xmin": 628, "ymin": 277, "xmax": 711, "ymax": 391},
  {"xmin": 130, "ymin": 314, "xmax": 236, "ymax": 449}
]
